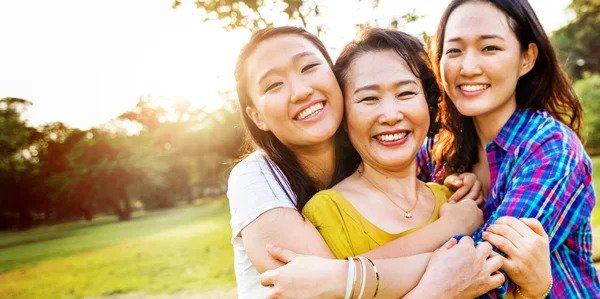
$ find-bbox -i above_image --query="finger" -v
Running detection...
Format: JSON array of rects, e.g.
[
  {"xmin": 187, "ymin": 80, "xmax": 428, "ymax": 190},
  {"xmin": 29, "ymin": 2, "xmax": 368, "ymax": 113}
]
[
  {"xmin": 476, "ymin": 241, "xmax": 493, "ymax": 257},
  {"xmin": 457, "ymin": 235, "xmax": 475, "ymax": 247},
  {"xmin": 447, "ymin": 185, "xmax": 470, "ymax": 203},
  {"xmin": 439, "ymin": 238, "xmax": 458, "ymax": 250},
  {"xmin": 520, "ymin": 218, "xmax": 548, "ymax": 238},
  {"xmin": 494, "ymin": 216, "xmax": 531, "ymax": 238},
  {"xmin": 483, "ymin": 253, "xmax": 504, "ymax": 274},
  {"xmin": 488, "ymin": 271, "xmax": 507, "ymax": 289},
  {"xmin": 260, "ymin": 270, "xmax": 276, "ymax": 287},
  {"xmin": 460, "ymin": 173, "xmax": 482, "ymax": 201},
  {"xmin": 486, "ymin": 223, "xmax": 524, "ymax": 246},
  {"xmin": 266, "ymin": 244, "xmax": 297, "ymax": 264},
  {"xmin": 444, "ymin": 174, "xmax": 464, "ymax": 191},
  {"xmin": 482, "ymin": 231, "xmax": 519, "ymax": 257}
]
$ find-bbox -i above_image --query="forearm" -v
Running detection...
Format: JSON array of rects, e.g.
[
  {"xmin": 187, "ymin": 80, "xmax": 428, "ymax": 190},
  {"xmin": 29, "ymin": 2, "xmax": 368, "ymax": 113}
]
[
  {"xmin": 362, "ymin": 217, "xmax": 465, "ymax": 259},
  {"xmin": 366, "ymin": 253, "xmax": 432, "ymax": 298}
]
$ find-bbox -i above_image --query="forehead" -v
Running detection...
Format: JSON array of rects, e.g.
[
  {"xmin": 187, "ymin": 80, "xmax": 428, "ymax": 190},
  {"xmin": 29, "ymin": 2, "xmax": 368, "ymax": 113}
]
[
  {"xmin": 443, "ymin": 2, "xmax": 514, "ymax": 42},
  {"xmin": 346, "ymin": 50, "xmax": 417, "ymax": 87},
  {"xmin": 245, "ymin": 34, "xmax": 324, "ymax": 80}
]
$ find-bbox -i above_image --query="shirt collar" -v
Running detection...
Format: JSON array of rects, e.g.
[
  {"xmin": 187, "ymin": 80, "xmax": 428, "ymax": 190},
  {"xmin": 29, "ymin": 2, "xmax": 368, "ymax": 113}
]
[{"xmin": 491, "ymin": 107, "xmax": 531, "ymax": 153}]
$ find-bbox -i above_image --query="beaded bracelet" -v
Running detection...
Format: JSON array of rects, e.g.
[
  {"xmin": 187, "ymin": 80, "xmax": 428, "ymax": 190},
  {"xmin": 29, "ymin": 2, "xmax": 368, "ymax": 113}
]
[
  {"xmin": 365, "ymin": 257, "xmax": 380, "ymax": 298},
  {"xmin": 516, "ymin": 278, "xmax": 553, "ymax": 299},
  {"xmin": 344, "ymin": 257, "xmax": 356, "ymax": 299}
]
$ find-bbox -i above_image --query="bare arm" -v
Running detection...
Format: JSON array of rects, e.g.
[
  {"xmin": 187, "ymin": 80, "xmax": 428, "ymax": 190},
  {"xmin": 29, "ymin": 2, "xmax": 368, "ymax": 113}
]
[
  {"xmin": 261, "ymin": 237, "xmax": 504, "ymax": 299},
  {"xmin": 241, "ymin": 207, "xmax": 335, "ymax": 273}
]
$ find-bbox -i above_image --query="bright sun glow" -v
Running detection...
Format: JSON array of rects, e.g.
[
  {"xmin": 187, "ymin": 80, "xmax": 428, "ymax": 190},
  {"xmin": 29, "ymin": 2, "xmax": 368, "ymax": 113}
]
[{"xmin": 0, "ymin": 0, "xmax": 572, "ymax": 130}]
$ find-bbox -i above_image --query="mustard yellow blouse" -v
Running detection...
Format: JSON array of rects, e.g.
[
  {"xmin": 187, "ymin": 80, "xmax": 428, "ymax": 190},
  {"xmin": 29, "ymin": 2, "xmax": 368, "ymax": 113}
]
[{"xmin": 302, "ymin": 183, "xmax": 452, "ymax": 259}]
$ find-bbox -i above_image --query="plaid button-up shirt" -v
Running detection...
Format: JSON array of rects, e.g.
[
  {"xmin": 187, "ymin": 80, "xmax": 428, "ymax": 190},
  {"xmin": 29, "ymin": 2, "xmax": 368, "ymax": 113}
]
[{"xmin": 417, "ymin": 108, "xmax": 600, "ymax": 298}]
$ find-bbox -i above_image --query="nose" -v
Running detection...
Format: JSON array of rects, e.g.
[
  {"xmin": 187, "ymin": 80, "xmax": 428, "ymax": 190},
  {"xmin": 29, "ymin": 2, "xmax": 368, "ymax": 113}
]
[
  {"xmin": 459, "ymin": 51, "xmax": 483, "ymax": 77},
  {"xmin": 290, "ymin": 76, "xmax": 314, "ymax": 103},
  {"xmin": 378, "ymin": 97, "xmax": 404, "ymax": 125}
]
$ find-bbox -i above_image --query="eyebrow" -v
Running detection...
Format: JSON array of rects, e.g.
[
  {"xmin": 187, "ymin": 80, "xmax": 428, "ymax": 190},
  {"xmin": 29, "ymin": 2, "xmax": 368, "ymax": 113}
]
[
  {"xmin": 256, "ymin": 51, "xmax": 317, "ymax": 85},
  {"xmin": 353, "ymin": 80, "xmax": 417, "ymax": 95},
  {"xmin": 445, "ymin": 34, "xmax": 505, "ymax": 43}
]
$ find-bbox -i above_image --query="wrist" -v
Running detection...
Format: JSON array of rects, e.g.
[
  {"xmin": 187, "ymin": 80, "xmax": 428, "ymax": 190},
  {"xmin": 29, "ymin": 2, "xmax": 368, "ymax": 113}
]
[
  {"xmin": 330, "ymin": 259, "xmax": 347, "ymax": 298},
  {"xmin": 516, "ymin": 277, "xmax": 553, "ymax": 299}
]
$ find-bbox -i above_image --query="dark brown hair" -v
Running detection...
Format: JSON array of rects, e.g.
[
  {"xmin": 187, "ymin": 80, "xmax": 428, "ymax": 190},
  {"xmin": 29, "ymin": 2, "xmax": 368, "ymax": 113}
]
[
  {"xmin": 234, "ymin": 26, "xmax": 354, "ymax": 212},
  {"xmin": 430, "ymin": 0, "xmax": 583, "ymax": 176},
  {"xmin": 334, "ymin": 28, "xmax": 441, "ymax": 137}
]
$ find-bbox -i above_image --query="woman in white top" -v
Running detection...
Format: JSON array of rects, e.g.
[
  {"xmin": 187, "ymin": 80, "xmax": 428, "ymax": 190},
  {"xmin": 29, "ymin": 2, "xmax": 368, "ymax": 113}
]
[{"xmin": 228, "ymin": 26, "xmax": 501, "ymax": 298}]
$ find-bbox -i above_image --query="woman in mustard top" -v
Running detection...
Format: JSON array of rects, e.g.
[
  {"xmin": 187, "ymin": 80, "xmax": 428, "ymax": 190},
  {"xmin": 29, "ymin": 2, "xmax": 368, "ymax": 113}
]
[{"xmin": 301, "ymin": 29, "xmax": 465, "ymax": 260}]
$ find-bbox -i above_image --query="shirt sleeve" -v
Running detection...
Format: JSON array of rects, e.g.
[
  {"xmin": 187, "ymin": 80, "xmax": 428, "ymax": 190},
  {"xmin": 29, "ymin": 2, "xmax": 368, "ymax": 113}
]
[
  {"xmin": 472, "ymin": 148, "xmax": 594, "ymax": 251},
  {"xmin": 302, "ymin": 193, "xmax": 355, "ymax": 259},
  {"xmin": 227, "ymin": 153, "xmax": 296, "ymax": 240},
  {"xmin": 416, "ymin": 136, "xmax": 437, "ymax": 182}
]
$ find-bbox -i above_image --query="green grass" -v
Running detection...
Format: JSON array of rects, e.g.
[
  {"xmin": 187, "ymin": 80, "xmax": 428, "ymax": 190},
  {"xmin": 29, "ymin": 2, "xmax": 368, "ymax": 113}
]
[
  {"xmin": 0, "ymin": 198, "xmax": 235, "ymax": 299},
  {"xmin": 2, "ymin": 159, "xmax": 600, "ymax": 298}
]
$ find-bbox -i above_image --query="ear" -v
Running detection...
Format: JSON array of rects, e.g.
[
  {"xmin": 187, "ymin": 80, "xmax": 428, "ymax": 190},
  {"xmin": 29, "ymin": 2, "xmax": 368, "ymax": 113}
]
[
  {"xmin": 245, "ymin": 106, "xmax": 269, "ymax": 131},
  {"xmin": 519, "ymin": 43, "xmax": 538, "ymax": 77}
]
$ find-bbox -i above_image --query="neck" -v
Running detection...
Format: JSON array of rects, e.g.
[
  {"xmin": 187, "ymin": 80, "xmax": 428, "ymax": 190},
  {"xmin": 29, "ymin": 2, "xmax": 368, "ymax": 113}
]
[
  {"xmin": 291, "ymin": 139, "xmax": 336, "ymax": 189},
  {"xmin": 473, "ymin": 100, "xmax": 517, "ymax": 148},
  {"xmin": 359, "ymin": 162, "xmax": 420, "ymax": 199}
]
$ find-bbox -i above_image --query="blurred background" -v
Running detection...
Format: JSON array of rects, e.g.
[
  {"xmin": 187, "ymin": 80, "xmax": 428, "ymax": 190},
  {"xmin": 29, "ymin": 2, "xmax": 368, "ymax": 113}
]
[{"xmin": 0, "ymin": 0, "xmax": 598, "ymax": 298}]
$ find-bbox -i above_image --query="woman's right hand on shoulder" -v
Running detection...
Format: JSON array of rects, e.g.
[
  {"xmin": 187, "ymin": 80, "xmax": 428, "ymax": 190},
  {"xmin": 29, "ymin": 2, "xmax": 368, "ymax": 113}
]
[
  {"xmin": 407, "ymin": 237, "xmax": 505, "ymax": 298},
  {"xmin": 439, "ymin": 199, "xmax": 484, "ymax": 235}
]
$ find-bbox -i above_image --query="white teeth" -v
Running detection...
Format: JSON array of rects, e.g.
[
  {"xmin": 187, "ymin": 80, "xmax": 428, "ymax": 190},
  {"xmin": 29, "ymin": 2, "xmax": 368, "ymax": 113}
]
[
  {"xmin": 460, "ymin": 84, "xmax": 489, "ymax": 92},
  {"xmin": 375, "ymin": 132, "xmax": 408, "ymax": 142},
  {"xmin": 296, "ymin": 102, "xmax": 324, "ymax": 120}
]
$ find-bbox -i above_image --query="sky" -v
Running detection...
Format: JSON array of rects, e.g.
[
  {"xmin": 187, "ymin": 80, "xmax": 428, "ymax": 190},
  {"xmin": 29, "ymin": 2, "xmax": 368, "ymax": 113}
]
[{"xmin": 0, "ymin": 0, "xmax": 573, "ymax": 130}]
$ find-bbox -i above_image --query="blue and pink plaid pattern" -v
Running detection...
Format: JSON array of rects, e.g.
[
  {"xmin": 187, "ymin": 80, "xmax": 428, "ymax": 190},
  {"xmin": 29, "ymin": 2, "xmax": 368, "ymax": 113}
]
[{"xmin": 417, "ymin": 108, "xmax": 600, "ymax": 298}]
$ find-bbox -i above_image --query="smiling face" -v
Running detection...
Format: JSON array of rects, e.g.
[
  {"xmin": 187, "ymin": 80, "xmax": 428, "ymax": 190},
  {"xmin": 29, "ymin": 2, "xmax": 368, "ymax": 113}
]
[
  {"xmin": 344, "ymin": 50, "xmax": 430, "ymax": 172},
  {"xmin": 440, "ymin": 1, "xmax": 536, "ymax": 123},
  {"xmin": 243, "ymin": 34, "xmax": 344, "ymax": 150}
]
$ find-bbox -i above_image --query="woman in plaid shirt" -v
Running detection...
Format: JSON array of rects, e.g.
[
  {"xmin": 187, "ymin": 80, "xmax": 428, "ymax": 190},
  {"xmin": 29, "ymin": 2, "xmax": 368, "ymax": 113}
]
[{"xmin": 419, "ymin": 0, "xmax": 600, "ymax": 297}]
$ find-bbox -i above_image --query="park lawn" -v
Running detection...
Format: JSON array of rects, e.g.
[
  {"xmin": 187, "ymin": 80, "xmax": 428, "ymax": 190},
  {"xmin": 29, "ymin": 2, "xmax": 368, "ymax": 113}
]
[{"xmin": 0, "ymin": 198, "xmax": 235, "ymax": 299}]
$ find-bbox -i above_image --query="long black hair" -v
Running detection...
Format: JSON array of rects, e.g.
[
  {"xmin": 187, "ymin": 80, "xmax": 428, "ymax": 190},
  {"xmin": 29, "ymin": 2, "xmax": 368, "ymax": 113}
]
[{"xmin": 234, "ymin": 26, "xmax": 357, "ymax": 212}]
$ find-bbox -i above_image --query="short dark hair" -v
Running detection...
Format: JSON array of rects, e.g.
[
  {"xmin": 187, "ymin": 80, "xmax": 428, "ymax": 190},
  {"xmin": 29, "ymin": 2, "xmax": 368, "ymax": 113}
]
[{"xmin": 334, "ymin": 28, "xmax": 441, "ymax": 137}]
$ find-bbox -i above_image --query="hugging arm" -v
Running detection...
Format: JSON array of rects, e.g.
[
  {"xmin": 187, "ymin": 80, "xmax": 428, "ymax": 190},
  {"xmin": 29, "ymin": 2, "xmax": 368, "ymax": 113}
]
[{"xmin": 478, "ymin": 150, "xmax": 590, "ymax": 297}]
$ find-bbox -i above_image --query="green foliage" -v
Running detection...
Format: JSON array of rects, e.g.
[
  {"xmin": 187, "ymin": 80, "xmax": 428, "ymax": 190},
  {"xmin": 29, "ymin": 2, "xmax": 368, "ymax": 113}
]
[
  {"xmin": 552, "ymin": 0, "xmax": 600, "ymax": 79},
  {"xmin": 0, "ymin": 94, "xmax": 243, "ymax": 229},
  {"xmin": 182, "ymin": 0, "xmax": 422, "ymax": 33},
  {"xmin": 574, "ymin": 75, "xmax": 600, "ymax": 153},
  {"xmin": 0, "ymin": 200, "xmax": 235, "ymax": 298}
]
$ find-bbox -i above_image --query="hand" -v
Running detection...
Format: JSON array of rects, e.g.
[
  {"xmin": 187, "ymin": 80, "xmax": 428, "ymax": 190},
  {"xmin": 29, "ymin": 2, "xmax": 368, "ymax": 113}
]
[
  {"xmin": 260, "ymin": 244, "xmax": 346, "ymax": 299},
  {"xmin": 412, "ymin": 237, "xmax": 505, "ymax": 298},
  {"xmin": 482, "ymin": 216, "xmax": 552, "ymax": 298},
  {"xmin": 439, "ymin": 200, "xmax": 484, "ymax": 235},
  {"xmin": 444, "ymin": 173, "xmax": 484, "ymax": 206}
]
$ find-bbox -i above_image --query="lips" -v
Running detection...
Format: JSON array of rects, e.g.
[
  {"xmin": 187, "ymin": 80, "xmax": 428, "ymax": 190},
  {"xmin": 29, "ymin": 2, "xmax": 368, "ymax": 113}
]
[{"xmin": 295, "ymin": 101, "xmax": 325, "ymax": 120}]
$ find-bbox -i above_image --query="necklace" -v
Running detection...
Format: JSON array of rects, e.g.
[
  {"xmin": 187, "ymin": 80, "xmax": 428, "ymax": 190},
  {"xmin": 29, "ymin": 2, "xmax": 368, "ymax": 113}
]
[{"xmin": 357, "ymin": 167, "xmax": 419, "ymax": 219}]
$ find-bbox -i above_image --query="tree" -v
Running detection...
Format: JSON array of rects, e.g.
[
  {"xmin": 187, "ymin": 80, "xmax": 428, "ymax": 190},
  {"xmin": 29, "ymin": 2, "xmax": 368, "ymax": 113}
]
[
  {"xmin": 574, "ymin": 74, "xmax": 600, "ymax": 154},
  {"xmin": 552, "ymin": 0, "xmax": 600, "ymax": 79},
  {"xmin": 176, "ymin": 0, "xmax": 420, "ymax": 32}
]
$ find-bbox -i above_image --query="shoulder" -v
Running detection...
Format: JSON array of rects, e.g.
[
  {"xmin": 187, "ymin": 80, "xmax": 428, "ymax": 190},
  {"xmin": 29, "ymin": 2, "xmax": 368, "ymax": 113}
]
[
  {"xmin": 303, "ymin": 189, "xmax": 343, "ymax": 213},
  {"xmin": 425, "ymin": 182, "xmax": 452, "ymax": 203},
  {"xmin": 513, "ymin": 110, "xmax": 590, "ymax": 167}
]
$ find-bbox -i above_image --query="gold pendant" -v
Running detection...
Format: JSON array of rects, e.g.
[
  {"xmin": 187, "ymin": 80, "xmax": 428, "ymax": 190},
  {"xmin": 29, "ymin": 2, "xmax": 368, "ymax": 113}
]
[{"xmin": 404, "ymin": 212, "xmax": 413, "ymax": 219}]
